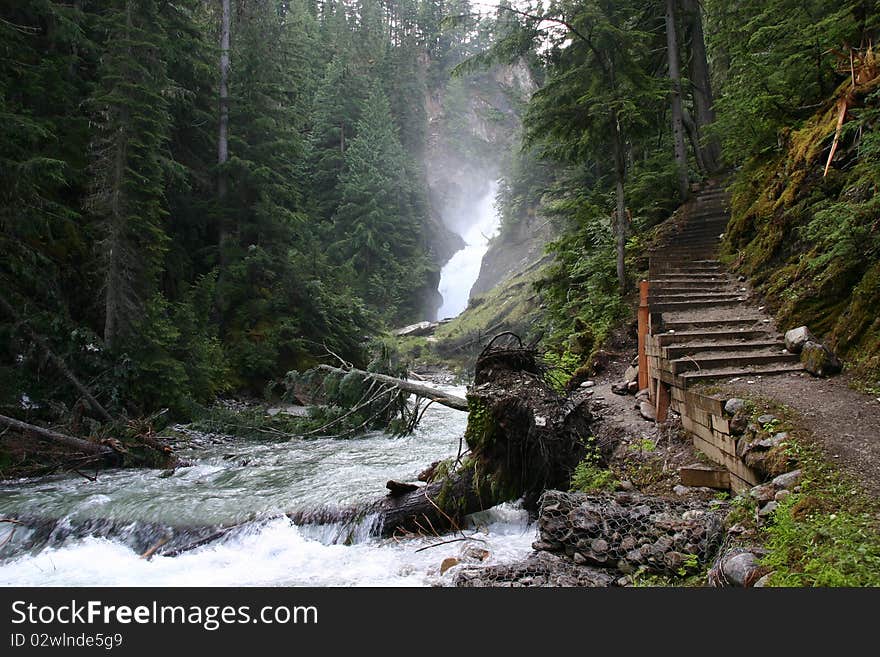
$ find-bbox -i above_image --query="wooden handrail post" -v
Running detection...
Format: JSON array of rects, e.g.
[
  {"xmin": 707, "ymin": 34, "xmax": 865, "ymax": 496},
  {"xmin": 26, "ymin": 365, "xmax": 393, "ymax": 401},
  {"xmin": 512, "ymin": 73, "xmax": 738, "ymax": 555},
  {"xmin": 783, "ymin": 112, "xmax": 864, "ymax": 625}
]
[{"xmin": 638, "ymin": 279, "xmax": 649, "ymax": 390}]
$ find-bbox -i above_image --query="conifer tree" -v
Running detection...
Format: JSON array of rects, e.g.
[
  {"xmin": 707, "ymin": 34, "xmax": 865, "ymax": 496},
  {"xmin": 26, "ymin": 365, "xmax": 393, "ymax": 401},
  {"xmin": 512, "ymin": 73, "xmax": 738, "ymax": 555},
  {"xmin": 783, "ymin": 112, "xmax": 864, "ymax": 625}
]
[{"xmin": 87, "ymin": 0, "xmax": 172, "ymax": 349}]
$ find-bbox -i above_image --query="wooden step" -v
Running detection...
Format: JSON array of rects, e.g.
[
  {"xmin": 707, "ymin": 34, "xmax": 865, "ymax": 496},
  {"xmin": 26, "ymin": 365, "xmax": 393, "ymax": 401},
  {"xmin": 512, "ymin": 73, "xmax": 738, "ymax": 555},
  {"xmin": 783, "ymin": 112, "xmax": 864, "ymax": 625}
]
[
  {"xmin": 651, "ymin": 299, "xmax": 746, "ymax": 313},
  {"xmin": 663, "ymin": 340, "xmax": 785, "ymax": 359},
  {"xmin": 678, "ymin": 363, "xmax": 805, "ymax": 387},
  {"xmin": 649, "ymin": 276, "xmax": 731, "ymax": 284},
  {"xmin": 658, "ymin": 317, "xmax": 764, "ymax": 332},
  {"xmin": 670, "ymin": 351, "xmax": 801, "ymax": 375},
  {"xmin": 655, "ymin": 328, "xmax": 773, "ymax": 346},
  {"xmin": 648, "ymin": 285, "xmax": 732, "ymax": 294},
  {"xmin": 650, "ymin": 292, "xmax": 745, "ymax": 303}
]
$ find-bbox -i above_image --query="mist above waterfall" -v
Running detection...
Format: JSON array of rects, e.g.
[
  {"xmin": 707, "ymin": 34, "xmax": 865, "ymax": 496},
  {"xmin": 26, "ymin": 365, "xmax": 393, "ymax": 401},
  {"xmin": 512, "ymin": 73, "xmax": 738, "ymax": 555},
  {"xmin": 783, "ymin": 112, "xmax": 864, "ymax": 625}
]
[{"xmin": 436, "ymin": 181, "xmax": 501, "ymax": 320}]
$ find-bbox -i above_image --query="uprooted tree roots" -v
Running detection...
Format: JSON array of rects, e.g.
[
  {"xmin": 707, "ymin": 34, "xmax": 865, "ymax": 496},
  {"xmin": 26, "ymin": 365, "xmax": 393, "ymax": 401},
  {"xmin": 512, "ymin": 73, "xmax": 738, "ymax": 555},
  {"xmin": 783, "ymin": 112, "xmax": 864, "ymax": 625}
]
[{"xmin": 295, "ymin": 335, "xmax": 610, "ymax": 537}]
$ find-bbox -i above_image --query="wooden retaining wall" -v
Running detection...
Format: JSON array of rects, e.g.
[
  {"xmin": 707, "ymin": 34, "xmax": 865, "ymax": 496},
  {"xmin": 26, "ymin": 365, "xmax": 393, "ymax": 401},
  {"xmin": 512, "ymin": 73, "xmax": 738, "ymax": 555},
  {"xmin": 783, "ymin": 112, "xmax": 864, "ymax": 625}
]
[{"xmin": 641, "ymin": 302, "xmax": 759, "ymax": 493}]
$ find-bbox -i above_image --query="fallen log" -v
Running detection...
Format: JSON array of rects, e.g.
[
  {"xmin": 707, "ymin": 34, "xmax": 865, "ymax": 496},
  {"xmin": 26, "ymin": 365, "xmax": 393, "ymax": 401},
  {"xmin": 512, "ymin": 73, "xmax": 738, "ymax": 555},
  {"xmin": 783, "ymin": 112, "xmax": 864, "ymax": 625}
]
[
  {"xmin": 316, "ymin": 364, "xmax": 468, "ymax": 411},
  {"xmin": 0, "ymin": 414, "xmax": 116, "ymax": 460}
]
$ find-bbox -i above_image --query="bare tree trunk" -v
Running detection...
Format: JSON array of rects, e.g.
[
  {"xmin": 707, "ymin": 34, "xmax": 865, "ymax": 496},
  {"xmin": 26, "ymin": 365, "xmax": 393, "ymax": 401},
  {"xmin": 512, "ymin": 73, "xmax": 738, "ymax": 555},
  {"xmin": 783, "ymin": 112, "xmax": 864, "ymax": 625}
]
[
  {"xmin": 612, "ymin": 119, "xmax": 627, "ymax": 295},
  {"xmin": 683, "ymin": 0, "xmax": 721, "ymax": 171},
  {"xmin": 666, "ymin": 0, "xmax": 689, "ymax": 200},
  {"xmin": 217, "ymin": 0, "xmax": 231, "ymax": 255},
  {"xmin": 682, "ymin": 106, "xmax": 709, "ymax": 174},
  {"xmin": 102, "ymin": 0, "xmax": 133, "ymax": 352}
]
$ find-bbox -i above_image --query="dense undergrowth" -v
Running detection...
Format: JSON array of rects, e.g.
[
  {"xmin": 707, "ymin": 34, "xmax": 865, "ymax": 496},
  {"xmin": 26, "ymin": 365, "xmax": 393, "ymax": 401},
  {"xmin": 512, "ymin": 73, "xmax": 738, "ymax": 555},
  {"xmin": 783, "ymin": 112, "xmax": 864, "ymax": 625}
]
[{"xmin": 723, "ymin": 79, "xmax": 880, "ymax": 384}]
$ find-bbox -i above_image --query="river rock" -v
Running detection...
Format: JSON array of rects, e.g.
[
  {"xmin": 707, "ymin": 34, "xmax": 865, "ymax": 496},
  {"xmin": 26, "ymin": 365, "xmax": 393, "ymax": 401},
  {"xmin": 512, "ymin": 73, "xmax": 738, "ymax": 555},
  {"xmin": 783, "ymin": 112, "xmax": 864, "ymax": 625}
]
[
  {"xmin": 624, "ymin": 365, "xmax": 639, "ymax": 384},
  {"xmin": 801, "ymin": 341, "xmax": 842, "ymax": 377},
  {"xmin": 635, "ymin": 388, "xmax": 650, "ymax": 401},
  {"xmin": 639, "ymin": 401, "xmax": 656, "ymax": 421},
  {"xmin": 756, "ymin": 414, "xmax": 778, "ymax": 426},
  {"xmin": 749, "ymin": 483, "xmax": 776, "ymax": 503},
  {"xmin": 461, "ymin": 546, "xmax": 491, "ymax": 562},
  {"xmin": 774, "ymin": 489, "xmax": 791, "ymax": 502},
  {"xmin": 772, "ymin": 469, "xmax": 802, "ymax": 490},
  {"xmin": 724, "ymin": 398, "xmax": 745, "ymax": 416},
  {"xmin": 758, "ymin": 501, "xmax": 778, "ymax": 517},
  {"xmin": 784, "ymin": 326, "xmax": 815, "ymax": 354},
  {"xmin": 580, "ymin": 380, "xmax": 595, "ymax": 388},
  {"xmin": 708, "ymin": 549, "xmax": 767, "ymax": 587},
  {"xmin": 611, "ymin": 383, "xmax": 629, "ymax": 396}
]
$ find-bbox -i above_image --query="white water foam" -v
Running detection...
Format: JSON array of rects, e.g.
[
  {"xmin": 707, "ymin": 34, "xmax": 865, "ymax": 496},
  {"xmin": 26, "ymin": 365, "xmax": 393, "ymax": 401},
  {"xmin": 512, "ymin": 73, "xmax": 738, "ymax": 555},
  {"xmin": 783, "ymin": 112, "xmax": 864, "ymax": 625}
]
[{"xmin": 0, "ymin": 506, "xmax": 535, "ymax": 587}]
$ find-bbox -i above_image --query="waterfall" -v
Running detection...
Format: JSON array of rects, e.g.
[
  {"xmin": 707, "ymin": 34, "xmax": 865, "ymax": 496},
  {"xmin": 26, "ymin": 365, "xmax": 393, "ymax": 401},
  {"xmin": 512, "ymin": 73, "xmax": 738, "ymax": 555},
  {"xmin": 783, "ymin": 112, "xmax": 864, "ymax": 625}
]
[{"xmin": 436, "ymin": 181, "xmax": 501, "ymax": 320}]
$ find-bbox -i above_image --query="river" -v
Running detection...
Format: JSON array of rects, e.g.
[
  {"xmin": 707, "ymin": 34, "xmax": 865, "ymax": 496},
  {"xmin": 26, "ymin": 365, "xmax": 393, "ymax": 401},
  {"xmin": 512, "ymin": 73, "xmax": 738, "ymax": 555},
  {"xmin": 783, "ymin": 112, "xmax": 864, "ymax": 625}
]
[{"xmin": 0, "ymin": 385, "xmax": 535, "ymax": 586}]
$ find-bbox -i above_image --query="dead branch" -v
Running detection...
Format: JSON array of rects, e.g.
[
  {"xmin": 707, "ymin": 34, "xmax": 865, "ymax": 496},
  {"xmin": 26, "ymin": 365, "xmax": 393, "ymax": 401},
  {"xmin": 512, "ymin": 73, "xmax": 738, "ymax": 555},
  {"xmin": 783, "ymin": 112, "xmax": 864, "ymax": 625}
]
[{"xmin": 0, "ymin": 414, "xmax": 115, "ymax": 460}]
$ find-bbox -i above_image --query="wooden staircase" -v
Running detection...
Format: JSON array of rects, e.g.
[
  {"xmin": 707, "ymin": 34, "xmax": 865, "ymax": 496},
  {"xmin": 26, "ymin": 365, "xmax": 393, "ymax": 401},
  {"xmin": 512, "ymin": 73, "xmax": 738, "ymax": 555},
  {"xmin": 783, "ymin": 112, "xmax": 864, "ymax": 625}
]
[{"xmin": 641, "ymin": 181, "xmax": 803, "ymax": 403}]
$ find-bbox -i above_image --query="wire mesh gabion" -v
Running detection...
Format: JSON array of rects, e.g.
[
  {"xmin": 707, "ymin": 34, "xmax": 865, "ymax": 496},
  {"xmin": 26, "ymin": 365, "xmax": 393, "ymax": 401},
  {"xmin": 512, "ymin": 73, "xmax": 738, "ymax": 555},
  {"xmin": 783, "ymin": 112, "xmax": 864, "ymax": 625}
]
[
  {"xmin": 455, "ymin": 490, "xmax": 725, "ymax": 587},
  {"xmin": 534, "ymin": 490, "xmax": 724, "ymax": 575}
]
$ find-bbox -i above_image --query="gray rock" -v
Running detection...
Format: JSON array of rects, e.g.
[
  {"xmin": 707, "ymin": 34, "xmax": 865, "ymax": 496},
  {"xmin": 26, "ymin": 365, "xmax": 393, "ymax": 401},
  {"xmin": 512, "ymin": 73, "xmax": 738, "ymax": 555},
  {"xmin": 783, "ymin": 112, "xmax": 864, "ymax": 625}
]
[
  {"xmin": 756, "ymin": 414, "xmax": 778, "ymax": 426},
  {"xmin": 635, "ymin": 388, "xmax": 650, "ymax": 400},
  {"xmin": 749, "ymin": 483, "xmax": 776, "ymax": 503},
  {"xmin": 624, "ymin": 365, "xmax": 639, "ymax": 384},
  {"xmin": 724, "ymin": 398, "xmax": 745, "ymax": 416},
  {"xmin": 729, "ymin": 411, "xmax": 749, "ymax": 435},
  {"xmin": 673, "ymin": 484, "xmax": 691, "ymax": 496},
  {"xmin": 639, "ymin": 401, "xmax": 657, "ymax": 421},
  {"xmin": 591, "ymin": 538, "xmax": 609, "ymax": 553},
  {"xmin": 611, "ymin": 383, "xmax": 629, "ymax": 396},
  {"xmin": 772, "ymin": 469, "xmax": 802, "ymax": 490},
  {"xmin": 580, "ymin": 380, "xmax": 595, "ymax": 388},
  {"xmin": 801, "ymin": 341, "xmax": 843, "ymax": 377},
  {"xmin": 758, "ymin": 501, "xmax": 778, "ymax": 517},
  {"xmin": 774, "ymin": 489, "xmax": 791, "ymax": 502},
  {"xmin": 755, "ymin": 432, "xmax": 788, "ymax": 449},
  {"xmin": 784, "ymin": 326, "xmax": 815, "ymax": 354},
  {"xmin": 713, "ymin": 550, "xmax": 764, "ymax": 587}
]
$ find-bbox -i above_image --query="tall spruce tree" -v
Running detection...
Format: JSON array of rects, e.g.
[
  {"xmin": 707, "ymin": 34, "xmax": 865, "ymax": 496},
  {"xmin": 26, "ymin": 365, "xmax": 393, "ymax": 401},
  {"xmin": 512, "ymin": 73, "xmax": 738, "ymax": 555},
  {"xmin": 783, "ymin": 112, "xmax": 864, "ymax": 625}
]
[
  {"xmin": 88, "ymin": 0, "xmax": 172, "ymax": 349},
  {"xmin": 333, "ymin": 84, "xmax": 427, "ymax": 319}
]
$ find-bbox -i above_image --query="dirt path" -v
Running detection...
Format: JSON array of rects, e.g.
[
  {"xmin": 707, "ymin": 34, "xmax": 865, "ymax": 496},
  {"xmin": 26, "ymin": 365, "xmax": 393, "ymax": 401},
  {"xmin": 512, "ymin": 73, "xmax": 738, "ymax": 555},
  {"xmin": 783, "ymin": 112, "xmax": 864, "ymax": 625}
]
[{"xmin": 718, "ymin": 373, "xmax": 880, "ymax": 498}]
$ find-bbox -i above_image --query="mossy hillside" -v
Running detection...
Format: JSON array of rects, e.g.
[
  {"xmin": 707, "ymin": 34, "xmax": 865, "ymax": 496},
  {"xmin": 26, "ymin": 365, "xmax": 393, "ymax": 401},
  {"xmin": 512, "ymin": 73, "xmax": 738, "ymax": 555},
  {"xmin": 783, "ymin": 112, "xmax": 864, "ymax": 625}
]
[
  {"xmin": 395, "ymin": 265, "xmax": 547, "ymax": 372},
  {"xmin": 434, "ymin": 266, "xmax": 545, "ymax": 345},
  {"xmin": 722, "ymin": 79, "xmax": 880, "ymax": 382}
]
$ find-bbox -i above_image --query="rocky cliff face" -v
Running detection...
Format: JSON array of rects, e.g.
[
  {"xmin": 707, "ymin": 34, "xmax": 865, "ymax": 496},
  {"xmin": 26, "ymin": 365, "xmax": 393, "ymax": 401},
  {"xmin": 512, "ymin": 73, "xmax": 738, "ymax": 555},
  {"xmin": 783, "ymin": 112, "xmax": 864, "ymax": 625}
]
[
  {"xmin": 420, "ymin": 59, "xmax": 544, "ymax": 319},
  {"xmin": 423, "ymin": 59, "xmax": 536, "ymax": 239},
  {"xmin": 470, "ymin": 209, "xmax": 554, "ymax": 297}
]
